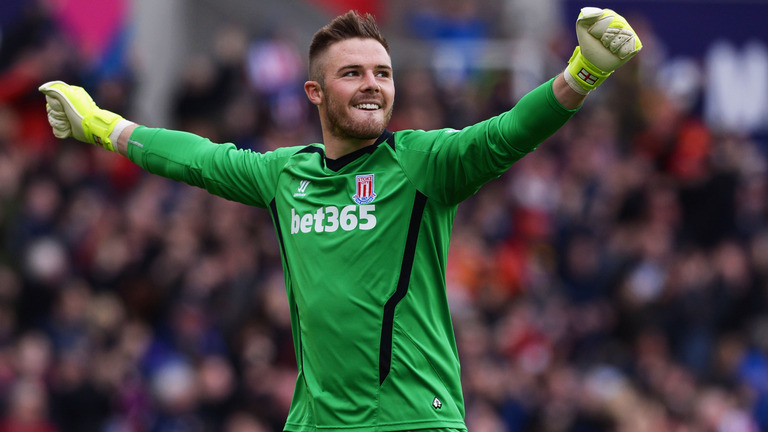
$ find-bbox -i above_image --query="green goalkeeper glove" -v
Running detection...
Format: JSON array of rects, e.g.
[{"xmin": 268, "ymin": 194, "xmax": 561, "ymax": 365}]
[
  {"xmin": 564, "ymin": 7, "xmax": 642, "ymax": 95},
  {"xmin": 39, "ymin": 81, "xmax": 133, "ymax": 152}
]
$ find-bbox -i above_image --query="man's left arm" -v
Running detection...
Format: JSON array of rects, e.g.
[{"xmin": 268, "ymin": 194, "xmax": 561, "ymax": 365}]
[
  {"xmin": 492, "ymin": 6, "xmax": 643, "ymax": 153},
  {"xmin": 399, "ymin": 7, "xmax": 642, "ymax": 203}
]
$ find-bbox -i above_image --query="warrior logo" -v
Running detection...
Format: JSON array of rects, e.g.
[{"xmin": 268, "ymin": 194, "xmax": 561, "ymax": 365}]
[
  {"xmin": 353, "ymin": 174, "xmax": 376, "ymax": 205},
  {"xmin": 294, "ymin": 180, "xmax": 311, "ymax": 197}
]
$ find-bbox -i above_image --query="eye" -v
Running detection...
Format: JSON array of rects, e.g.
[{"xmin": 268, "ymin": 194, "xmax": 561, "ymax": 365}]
[{"xmin": 376, "ymin": 71, "xmax": 391, "ymax": 78}]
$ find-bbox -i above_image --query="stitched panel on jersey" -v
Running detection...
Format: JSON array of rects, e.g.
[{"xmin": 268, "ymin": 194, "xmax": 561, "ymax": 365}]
[{"xmin": 379, "ymin": 191, "xmax": 427, "ymax": 385}]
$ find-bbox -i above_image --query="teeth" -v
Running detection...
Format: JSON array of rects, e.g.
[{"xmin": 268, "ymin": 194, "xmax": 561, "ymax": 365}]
[{"xmin": 355, "ymin": 104, "xmax": 380, "ymax": 110}]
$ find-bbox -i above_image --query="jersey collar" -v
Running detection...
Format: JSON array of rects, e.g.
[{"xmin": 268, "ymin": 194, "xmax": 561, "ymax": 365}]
[{"xmin": 325, "ymin": 130, "xmax": 394, "ymax": 171}]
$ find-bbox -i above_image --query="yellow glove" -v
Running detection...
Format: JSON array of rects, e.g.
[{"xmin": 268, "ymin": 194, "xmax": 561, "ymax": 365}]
[
  {"xmin": 564, "ymin": 7, "xmax": 642, "ymax": 95},
  {"xmin": 39, "ymin": 81, "xmax": 132, "ymax": 152}
]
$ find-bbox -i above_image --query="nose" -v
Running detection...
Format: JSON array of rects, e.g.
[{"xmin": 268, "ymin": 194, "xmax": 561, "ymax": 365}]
[{"xmin": 361, "ymin": 70, "xmax": 380, "ymax": 93}]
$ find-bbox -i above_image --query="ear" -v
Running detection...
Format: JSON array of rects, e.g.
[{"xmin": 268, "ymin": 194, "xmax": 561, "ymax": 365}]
[{"xmin": 304, "ymin": 81, "xmax": 323, "ymax": 106}]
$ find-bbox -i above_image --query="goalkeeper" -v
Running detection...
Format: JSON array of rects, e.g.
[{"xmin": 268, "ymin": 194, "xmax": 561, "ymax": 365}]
[{"xmin": 40, "ymin": 7, "xmax": 640, "ymax": 432}]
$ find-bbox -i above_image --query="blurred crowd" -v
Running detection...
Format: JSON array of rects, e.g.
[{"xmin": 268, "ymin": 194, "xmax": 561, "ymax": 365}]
[{"xmin": 2, "ymin": 1, "xmax": 768, "ymax": 431}]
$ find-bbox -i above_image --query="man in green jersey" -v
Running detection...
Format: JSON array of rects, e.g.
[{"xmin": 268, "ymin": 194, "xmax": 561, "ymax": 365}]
[{"xmin": 39, "ymin": 7, "xmax": 641, "ymax": 431}]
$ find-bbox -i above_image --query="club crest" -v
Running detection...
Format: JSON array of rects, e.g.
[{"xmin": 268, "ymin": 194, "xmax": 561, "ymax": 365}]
[{"xmin": 353, "ymin": 174, "xmax": 377, "ymax": 205}]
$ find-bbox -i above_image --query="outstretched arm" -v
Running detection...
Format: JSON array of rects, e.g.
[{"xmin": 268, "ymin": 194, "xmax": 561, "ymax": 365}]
[{"xmin": 37, "ymin": 82, "xmax": 278, "ymax": 208}]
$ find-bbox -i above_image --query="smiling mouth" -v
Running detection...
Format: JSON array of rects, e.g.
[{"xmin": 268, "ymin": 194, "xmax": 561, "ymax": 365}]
[{"xmin": 354, "ymin": 103, "xmax": 381, "ymax": 110}]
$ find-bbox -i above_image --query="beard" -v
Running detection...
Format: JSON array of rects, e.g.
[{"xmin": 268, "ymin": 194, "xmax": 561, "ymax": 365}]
[{"xmin": 324, "ymin": 93, "xmax": 393, "ymax": 141}]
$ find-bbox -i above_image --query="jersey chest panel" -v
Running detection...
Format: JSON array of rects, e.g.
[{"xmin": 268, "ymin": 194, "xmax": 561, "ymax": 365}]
[
  {"xmin": 277, "ymin": 156, "xmax": 415, "ymax": 285},
  {"xmin": 273, "ymin": 151, "xmax": 419, "ymax": 374}
]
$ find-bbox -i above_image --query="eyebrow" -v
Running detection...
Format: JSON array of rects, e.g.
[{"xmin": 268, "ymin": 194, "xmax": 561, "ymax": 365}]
[{"xmin": 338, "ymin": 64, "xmax": 392, "ymax": 73}]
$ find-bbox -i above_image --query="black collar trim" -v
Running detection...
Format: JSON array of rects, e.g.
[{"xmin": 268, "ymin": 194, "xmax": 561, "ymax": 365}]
[{"xmin": 325, "ymin": 130, "xmax": 394, "ymax": 171}]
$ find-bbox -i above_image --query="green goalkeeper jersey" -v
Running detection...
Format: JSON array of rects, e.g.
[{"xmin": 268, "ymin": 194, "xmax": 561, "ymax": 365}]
[{"xmin": 126, "ymin": 78, "xmax": 576, "ymax": 431}]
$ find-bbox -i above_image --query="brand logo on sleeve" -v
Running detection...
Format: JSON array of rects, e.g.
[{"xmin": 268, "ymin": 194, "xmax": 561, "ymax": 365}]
[
  {"xmin": 432, "ymin": 397, "xmax": 442, "ymax": 409},
  {"xmin": 294, "ymin": 180, "xmax": 311, "ymax": 197},
  {"xmin": 353, "ymin": 174, "xmax": 376, "ymax": 205}
]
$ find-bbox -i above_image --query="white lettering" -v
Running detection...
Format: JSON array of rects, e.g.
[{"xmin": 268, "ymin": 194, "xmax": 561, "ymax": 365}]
[
  {"xmin": 289, "ymin": 205, "xmax": 377, "ymax": 234},
  {"xmin": 313, "ymin": 208, "xmax": 325, "ymax": 232},
  {"xmin": 325, "ymin": 206, "xmax": 339, "ymax": 232},
  {"xmin": 359, "ymin": 205, "xmax": 376, "ymax": 230},
  {"xmin": 340, "ymin": 205, "xmax": 357, "ymax": 231},
  {"xmin": 300, "ymin": 213, "xmax": 313, "ymax": 233},
  {"xmin": 291, "ymin": 208, "xmax": 300, "ymax": 234}
]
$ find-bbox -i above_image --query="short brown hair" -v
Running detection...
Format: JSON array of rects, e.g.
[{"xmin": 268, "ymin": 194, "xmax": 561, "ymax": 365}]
[{"xmin": 308, "ymin": 10, "xmax": 389, "ymax": 84}]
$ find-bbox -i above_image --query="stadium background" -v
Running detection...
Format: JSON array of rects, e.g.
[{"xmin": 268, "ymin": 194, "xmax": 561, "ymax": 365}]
[{"xmin": 1, "ymin": 0, "xmax": 768, "ymax": 430}]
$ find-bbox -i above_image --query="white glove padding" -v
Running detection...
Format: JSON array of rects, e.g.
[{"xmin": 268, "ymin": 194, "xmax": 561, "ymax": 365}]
[
  {"xmin": 39, "ymin": 81, "xmax": 133, "ymax": 152},
  {"xmin": 577, "ymin": 7, "xmax": 641, "ymax": 71},
  {"xmin": 564, "ymin": 7, "xmax": 642, "ymax": 95}
]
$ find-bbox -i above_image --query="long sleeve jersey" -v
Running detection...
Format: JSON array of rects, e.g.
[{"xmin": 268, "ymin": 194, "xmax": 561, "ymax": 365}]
[{"xmin": 125, "ymin": 78, "xmax": 577, "ymax": 431}]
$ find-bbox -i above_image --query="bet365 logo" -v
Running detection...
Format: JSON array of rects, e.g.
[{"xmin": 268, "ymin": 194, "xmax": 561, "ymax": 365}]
[{"xmin": 290, "ymin": 205, "xmax": 377, "ymax": 234}]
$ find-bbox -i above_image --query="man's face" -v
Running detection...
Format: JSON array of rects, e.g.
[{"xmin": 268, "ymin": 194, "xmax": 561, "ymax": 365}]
[{"xmin": 315, "ymin": 38, "xmax": 394, "ymax": 141}]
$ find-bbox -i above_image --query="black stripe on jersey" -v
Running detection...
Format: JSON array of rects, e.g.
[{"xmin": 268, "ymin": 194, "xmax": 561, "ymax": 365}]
[
  {"xmin": 296, "ymin": 145, "xmax": 324, "ymax": 157},
  {"xmin": 378, "ymin": 129, "xmax": 395, "ymax": 149},
  {"xmin": 379, "ymin": 191, "xmax": 427, "ymax": 386},
  {"xmin": 294, "ymin": 146, "xmax": 325, "ymax": 156},
  {"xmin": 382, "ymin": 129, "xmax": 395, "ymax": 151},
  {"xmin": 270, "ymin": 199, "xmax": 290, "ymax": 273},
  {"xmin": 295, "ymin": 145, "xmax": 325, "ymax": 170}
]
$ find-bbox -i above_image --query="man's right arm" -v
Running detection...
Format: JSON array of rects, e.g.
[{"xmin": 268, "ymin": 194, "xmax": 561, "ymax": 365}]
[
  {"xmin": 128, "ymin": 126, "xmax": 278, "ymax": 207},
  {"xmin": 39, "ymin": 81, "xmax": 281, "ymax": 208}
]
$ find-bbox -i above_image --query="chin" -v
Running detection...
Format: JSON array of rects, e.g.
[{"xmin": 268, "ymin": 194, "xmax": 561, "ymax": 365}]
[
  {"xmin": 327, "ymin": 107, "xmax": 392, "ymax": 140},
  {"xmin": 348, "ymin": 127, "xmax": 385, "ymax": 141},
  {"xmin": 340, "ymin": 120, "xmax": 387, "ymax": 140}
]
